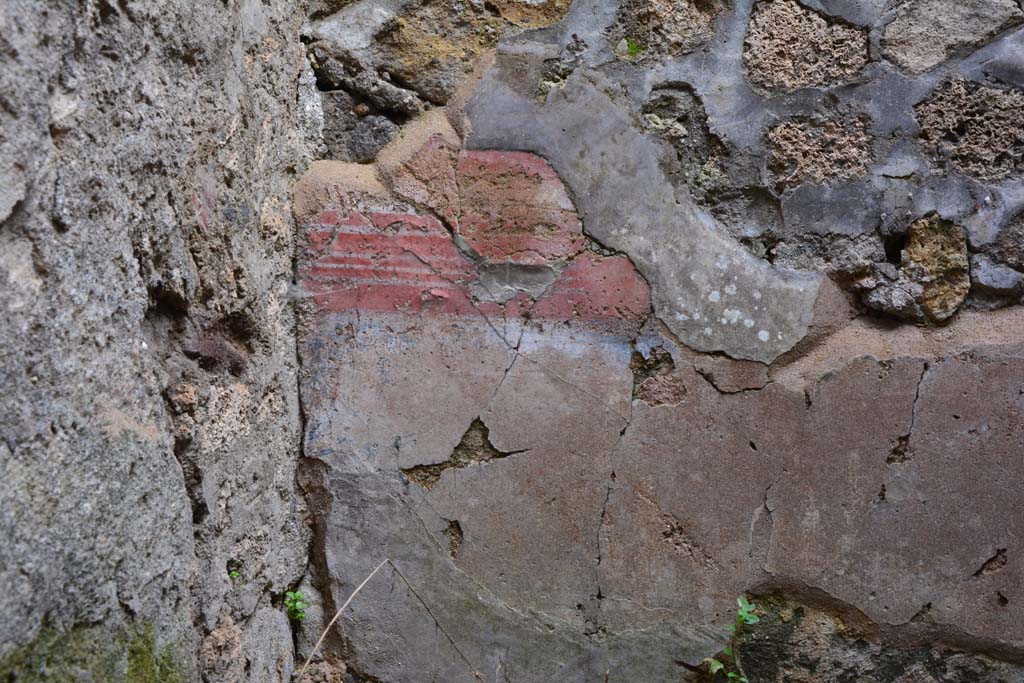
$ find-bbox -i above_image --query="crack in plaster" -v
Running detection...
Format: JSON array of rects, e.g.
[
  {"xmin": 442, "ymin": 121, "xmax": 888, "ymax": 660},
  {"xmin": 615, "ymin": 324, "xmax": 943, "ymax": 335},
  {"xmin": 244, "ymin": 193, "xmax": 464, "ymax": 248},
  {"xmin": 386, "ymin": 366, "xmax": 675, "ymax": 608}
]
[{"xmin": 401, "ymin": 417, "xmax": 531, "ymax": 489}]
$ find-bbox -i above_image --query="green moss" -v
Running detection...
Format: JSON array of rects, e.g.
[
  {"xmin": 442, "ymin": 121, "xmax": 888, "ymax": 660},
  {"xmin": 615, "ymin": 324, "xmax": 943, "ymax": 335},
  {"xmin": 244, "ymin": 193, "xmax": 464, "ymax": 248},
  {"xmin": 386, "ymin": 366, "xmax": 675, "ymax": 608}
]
[
  {"xmin": 127, "ymin": 624, "xmax": 185, "ymax": 683},
  {"xmin": 0, "ymin": 623, "xmax": 184, "ymax": 683}
]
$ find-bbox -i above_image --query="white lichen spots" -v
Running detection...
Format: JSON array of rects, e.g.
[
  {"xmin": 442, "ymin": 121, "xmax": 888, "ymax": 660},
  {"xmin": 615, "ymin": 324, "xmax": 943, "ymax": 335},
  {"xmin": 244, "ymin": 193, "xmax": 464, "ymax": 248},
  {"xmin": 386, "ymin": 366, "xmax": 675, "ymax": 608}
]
[
  {"xmin": 722, "ymin": 308, "xmax": 742, "ymax": 324},
  {"xmin": 675, "ymin": 311, "xmax": 690, "ymax": 321},
  {"xmin": 743, "ymin": 318, "xmax": 755, "ymax": 328},
  {"xmin": 757, "ymin": 329, "xmax": 770, "ymax": 342},
  {"xmin": 708, "ymin": 290, "xmax": 721, "ymax": 302},
  {"xmin": 704, "ymin": 326, "xmax": 713, "ymax": 335},
  {"xmin": 693, "ymin": 312, "xmax": 700, "ymax": 320},
  {"xmin": 724, "ymin": 284, "xmax": 737, "ymax": 296},
  {"xmin": 752, "ymin": 290, "xmax": 762, "ymax": 300}
]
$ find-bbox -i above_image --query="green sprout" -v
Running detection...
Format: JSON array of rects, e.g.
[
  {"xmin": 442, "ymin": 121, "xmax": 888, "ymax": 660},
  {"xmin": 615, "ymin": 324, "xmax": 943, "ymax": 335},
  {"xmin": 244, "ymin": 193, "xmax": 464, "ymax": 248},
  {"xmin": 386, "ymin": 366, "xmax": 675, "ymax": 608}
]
[
  {"xmin": 624, "ymin": 36, "xmax": 646, "ymax": 58},
  {"xmin": 705, "ymin": 596, "xmax": 760, "ymax": 681},
  {"xmin": 229, "ymin": 570, "xmax": 240, "ymax": 580},
  {"xmin": 284, "ymin": 591, "xmax": 309, "ymax": 622}
]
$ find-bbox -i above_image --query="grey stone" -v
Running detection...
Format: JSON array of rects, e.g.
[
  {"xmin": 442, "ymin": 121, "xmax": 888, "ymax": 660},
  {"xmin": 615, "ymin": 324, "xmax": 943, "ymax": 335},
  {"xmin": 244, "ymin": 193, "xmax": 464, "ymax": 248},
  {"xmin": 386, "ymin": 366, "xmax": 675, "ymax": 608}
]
[
  {"xmin": 321, "ymin": 89, "xmax": 360, "ymax": 159},
  {"xmin": 298, "ymin": 62, "xmax": 326, "ymax": 156},
  {"xmin": 0, "ymin": 0, "xmax": 310, "ymax": 679},
  {"xmin": 881, "ymin": 0, "xmax": 1024, "ymax": 75},
  {"xmin": 305, "ymin": 0, "xmax": 506, "ymax": 111},
  {"xmin": 984, "ymin": 211, "xmax": 1024, "ymax": 271},
  {"xmin": 971, "ymin": 253, "xmax": 1023, "ymax": 295},
  {"xmin": 349, "ymin": 115, "xmax": 400, "ymax": 163},
  {"xmin": 855, "ymin": 215, "xmax": 969, "ymax": 322},
  {"xmin": 770, "ymin": 232, "xmax": 886, "ymax": 280}
]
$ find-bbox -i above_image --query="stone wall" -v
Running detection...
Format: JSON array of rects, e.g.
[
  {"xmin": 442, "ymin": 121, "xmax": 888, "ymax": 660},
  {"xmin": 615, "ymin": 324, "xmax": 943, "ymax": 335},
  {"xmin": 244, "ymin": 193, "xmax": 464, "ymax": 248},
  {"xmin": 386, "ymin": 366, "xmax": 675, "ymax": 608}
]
[
  {"xmin": 1, "ymin": 0, "xmax": 310, "ymax": 680},
  {"xmin": 3, "ymin": 0, "xmax": 1024, "ymax": 681}
]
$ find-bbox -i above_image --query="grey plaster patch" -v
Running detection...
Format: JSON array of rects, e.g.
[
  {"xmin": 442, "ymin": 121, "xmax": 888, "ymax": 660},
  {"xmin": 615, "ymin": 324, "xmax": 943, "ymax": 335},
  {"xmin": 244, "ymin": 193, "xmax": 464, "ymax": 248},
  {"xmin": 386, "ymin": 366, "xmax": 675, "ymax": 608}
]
[
  {"xmin": 466, "ymin": 45, "xmax": 820, "ymax": 363},
  {"xmin": 470, "ymin": 263, "xmax": 559, "ymax": 304}
]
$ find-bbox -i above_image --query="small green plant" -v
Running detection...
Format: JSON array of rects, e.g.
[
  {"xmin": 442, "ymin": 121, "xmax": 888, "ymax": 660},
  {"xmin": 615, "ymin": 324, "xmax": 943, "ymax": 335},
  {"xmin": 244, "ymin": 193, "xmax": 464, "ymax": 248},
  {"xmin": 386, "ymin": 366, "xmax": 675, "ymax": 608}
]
[
  {"xmin": 624, "ymin": 36, "xmax": 645, "ymax": 58},
  {"xmin": 705, "ymin": 596, "xmax": 760, "ymax": 681},
  {"xmin": 228, "ymin": 570, "xmax": 240, "ymax": 581},
  {"xmin": 284, "ymin": 591, "xmax": 309, "ymax": 622}
]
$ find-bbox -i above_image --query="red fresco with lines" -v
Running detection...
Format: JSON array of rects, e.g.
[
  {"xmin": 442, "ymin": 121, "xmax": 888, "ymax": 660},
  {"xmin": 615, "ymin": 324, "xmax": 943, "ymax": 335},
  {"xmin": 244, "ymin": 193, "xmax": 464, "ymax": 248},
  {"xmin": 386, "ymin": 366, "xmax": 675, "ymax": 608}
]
[{"xmin": 298, "ymin": 150, "xmax": 650, "ymax": 323}]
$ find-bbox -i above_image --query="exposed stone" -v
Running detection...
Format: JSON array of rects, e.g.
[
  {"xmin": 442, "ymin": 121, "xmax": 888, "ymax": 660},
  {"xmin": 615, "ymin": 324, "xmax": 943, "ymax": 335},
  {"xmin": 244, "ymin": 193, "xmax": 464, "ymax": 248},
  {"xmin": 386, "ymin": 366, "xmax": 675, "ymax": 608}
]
[
  {"xmin": 374, "ymin": 0, "xmax": 503, "ymax": 105},
  {"xmin": 640, "ymin": 84, "xmax": 718, "ymax": 187},
  {"xmin": 969, "ymin": 253, "xmax": 1023, "ymax": 300},
  {"xmin": 630, "ymin": 346, "xmax": 687, "ymax": 405},
  {"xmin": 490, "ymin": 0, "xmax": 573, "ymax": 28},
  {"xmin": 0, "ymin": 0, "xmax": 310, "ymax": 677},
  {"xmin": 349, "ymin": 115, "xmax": 400, "ymax": 163},
  {"xmin": 298, "ymin": 63, "xmax": 326, "ymax": 157},
  {"xmin": 295, "ymin": 660, "xmax": 347, "ymax": 683},
  {"xmin": 608, "ymin": 0, "xmax": 727, "ymax": 60},
  {"xmin": 308, "ymin": 0, "xmax": 358, "ymax": 19},
  {"xmin": 857, "ymin": 263, "xmax": 929, "ymax": 321},
  {"xmin": 306, "ymin": 0, "xmax": 503, "ymax": 111},
  {"xmin": 856, "ymin": 215, "xmax": 969, "ymax": 322},
  {"xmin": 881, "ymin": 0, "xmax": 1023, "ymax": 75},
  {"xmin": 321, "ymin": 90, "xmax": 359, "ymax": 160},
  {"xmin": 983, "ymin": 212, "xmax": 1024, "ymax": 271},
  {"xmin": 743, "ymin": 0, "xmax": 869, "ymax": 92},
  {"xmin": 199, "ymin": 619, "xmax": 243, "ymax": 683},
  {"xmin": 915, "ymin": 78, "xmax": 1024, "ymax": 181},
  {"xmin": 737, "ymin": 598, "xmax": 1024, "ymax": 683},
  {"xmin": 402, "ymin": 418, "xmax": 527, "ymax": 489},
  {"xmin": 766, "ymin": 116, "xmax": 872, "ymax": 190},
  {"xmin": 902, "ymin": 215, "xmax": 970, "ymax": 321},
  {"xmin": 310, "ymin": 42, "xmax": 424, "ymax": 116},
  {"xmin": 536, "ymin": 36, "xmax": 586, "ymax": 102},
  {"xmin": 768, "ymin": 232, "xmax": 886, "ymax": 282}
]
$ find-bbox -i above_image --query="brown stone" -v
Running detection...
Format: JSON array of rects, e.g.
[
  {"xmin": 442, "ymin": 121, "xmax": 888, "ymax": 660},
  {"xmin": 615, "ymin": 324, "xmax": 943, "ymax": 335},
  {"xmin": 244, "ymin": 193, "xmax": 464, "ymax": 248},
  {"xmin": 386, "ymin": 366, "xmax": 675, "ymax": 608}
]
[
  {"xmin": 902, "ymin": 215, "xmax": 969, "ymax": 322},
  {"xmin": 743, "ymin": 0, "xmax": 868, "ymax": 92},
  {"xmin": 767, "ymin": 116, "xmax": 871, "ymax": 189},
  {"xmin": 608, "ymin": 0, "xmax": 726, "ymax": 60},
  {"xmin": 916, "ymin": 78, "xmax": 1024, "ymax": 181},
  {"xmin": 490, "ymin": 0, "xmax": 572, "ymax": 28}
]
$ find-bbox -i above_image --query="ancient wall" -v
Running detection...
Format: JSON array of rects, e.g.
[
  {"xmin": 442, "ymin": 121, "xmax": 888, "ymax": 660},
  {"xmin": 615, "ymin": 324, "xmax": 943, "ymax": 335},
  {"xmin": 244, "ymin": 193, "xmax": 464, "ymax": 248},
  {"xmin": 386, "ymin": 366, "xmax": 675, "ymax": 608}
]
[
  {"xmin": 1, "ymin": 0, "xmax": 310, "ymax": 679},
  {"xmin": 3, "ymin": 0, "xmax": 1024, "ymax": 681}
]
